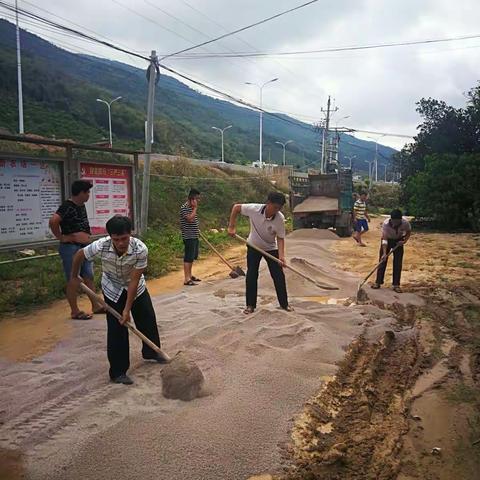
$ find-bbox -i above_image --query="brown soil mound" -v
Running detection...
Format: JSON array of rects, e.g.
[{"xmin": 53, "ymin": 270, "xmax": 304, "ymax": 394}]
[{"xmin": 161, "ymin": 353, "xmax": 205, "ymax": 401}]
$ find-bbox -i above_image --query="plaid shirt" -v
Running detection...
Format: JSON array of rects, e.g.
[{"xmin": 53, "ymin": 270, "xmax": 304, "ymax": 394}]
[{"xmin": 84, "ymin": 236, "xmax": 148, "ymax": 302}]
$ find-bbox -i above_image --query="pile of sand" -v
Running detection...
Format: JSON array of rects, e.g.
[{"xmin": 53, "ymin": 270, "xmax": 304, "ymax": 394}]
[{"xmin": 161, "ymin": 353, "xmax": 205, "ymax": 401}]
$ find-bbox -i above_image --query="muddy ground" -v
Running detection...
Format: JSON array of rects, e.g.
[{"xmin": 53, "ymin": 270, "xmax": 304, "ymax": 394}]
[{"xmin": 1, "ymin": 218, "xmax": 479, "ymax": 479}]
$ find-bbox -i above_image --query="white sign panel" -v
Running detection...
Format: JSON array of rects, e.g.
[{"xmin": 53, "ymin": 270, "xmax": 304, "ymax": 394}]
[{"xmin": 0, "ymin": 158, "xmax": 63, "ymax": 245}]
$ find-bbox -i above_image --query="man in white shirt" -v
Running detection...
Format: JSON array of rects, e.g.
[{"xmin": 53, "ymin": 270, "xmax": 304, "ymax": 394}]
[
  {"xmin": 70, "ymin": 215, "xmax": 165, "ymax": 385},
  {"xmin": 228, "ymin": 192, "xmax": 293, "ymax": 314}
]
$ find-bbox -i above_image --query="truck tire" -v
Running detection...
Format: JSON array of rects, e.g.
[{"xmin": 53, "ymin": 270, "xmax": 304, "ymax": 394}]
[{"xmin": 336, "ymin": 215, "xmax": 353, "ymax": 237}]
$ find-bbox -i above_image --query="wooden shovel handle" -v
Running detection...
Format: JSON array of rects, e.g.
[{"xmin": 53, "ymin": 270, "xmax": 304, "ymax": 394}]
[
  {"xmin": 234, "ymin": 234, "xmax": 338, "ymax": 291},
  {"xmin": 358, "ymin": 243, "xmax": 402, "ymax": 289},
  {"xmin": 199, "ymin": 232, "xmax": 235, "ymax": 270},
  {"xmin": 78, "ymin": 282, "xmax": 171, "ymax": 362}
]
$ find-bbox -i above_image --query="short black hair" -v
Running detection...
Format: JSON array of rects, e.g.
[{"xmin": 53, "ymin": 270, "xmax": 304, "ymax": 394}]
[
  {"xmin": 267, "ymin": 191, "xmax": 286, "ymax": 206},
  {"xmin": 106, "ymin": 215, "xmax": 132, "ymax": 236},
  {"xmin": 391, "ymin": 209, "xmax": 403, "ymax": 220},
  {"xmin": 188, "ymin": 188, "xmax": 200, "ymax": 199},
  {"xmin": 359, "ymin": 191, "xmax": 367, "ymax": 197},
  {"xmin": 72, "ymin": 180, "xmax": 93, "ymax": 196}
]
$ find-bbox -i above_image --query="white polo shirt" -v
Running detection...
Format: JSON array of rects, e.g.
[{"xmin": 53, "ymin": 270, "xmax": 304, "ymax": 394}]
[
  {"xmin": 84, "ymin": 236, "xmax": 148, "ymax": 302},
  {"xmin": 240, "ymin": 203, "xmax": 286, "ymax": 251}
]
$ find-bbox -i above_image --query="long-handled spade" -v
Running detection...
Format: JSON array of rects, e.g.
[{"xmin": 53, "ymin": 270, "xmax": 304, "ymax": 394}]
[
  {"xmin": 78, "ymin": 281, "xmax": 205, "ymax": 401},
  {"xmin": 356, "ymin": 244, "xmax": 401, "ymax": 302},
  {"xmin": 199, "ymin": 232, "xmax": 245, "ymax": 278},
  {"xmin": 234, "ymin": 234, "xmax": 338, "ymax": 291}
]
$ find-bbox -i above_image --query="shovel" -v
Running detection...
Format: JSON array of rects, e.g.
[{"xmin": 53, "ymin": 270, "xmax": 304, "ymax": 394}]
[
  {"xmin": 199, "ymin": 232, "xmax": 245, "ymax": 278},
  {"xmin": 234, "ymin": 234, "xmax": 338, "ymax": 291},
  {"xmin": 356, "ymin": 244, "xmax": 401, "ymax": 301},
  {"xmin": 78, "ymin": 281, "xmax": 172, "ymax": 363}
]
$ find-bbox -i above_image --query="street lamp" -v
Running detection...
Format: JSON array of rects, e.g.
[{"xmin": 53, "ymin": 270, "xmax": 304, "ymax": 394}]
[
  {"xmin": 96, "ymin": 96, "xmax": 122, "ymax": 147},
  {"xmin": 365, "ymin": 160, "xmax": 373, "ymax": 184},
  {"xmin": 345, "ymin": 154, "xmax": 356, "ymax": 170},
  {"xmin": 245, "ymin": 77, "xmax": 278, "ymax": 167},
  {"xmin": 366, "ymin": 134, "xmax": 386, "ymax": 182},
  {"xmin": 275, "ymin": 140, "xmax": 294, "ymax": 166},
  {"xmin": 211, "ymin": 124, "xmax": 232, "ymax": 163}
]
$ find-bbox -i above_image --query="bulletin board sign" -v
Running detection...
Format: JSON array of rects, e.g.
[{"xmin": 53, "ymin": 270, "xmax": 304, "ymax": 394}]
[
  {"xmin": 0, "ymin": 157, "xmax": 63, "ymax": 246},
  {"xmin": 80, "ymin": 162, "xmax": 134, "ymax": 235}
]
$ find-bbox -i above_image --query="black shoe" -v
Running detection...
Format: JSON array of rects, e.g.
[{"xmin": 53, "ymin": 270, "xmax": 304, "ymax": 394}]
[
  {"xmin": 111, "ymin": 374, "xmax": 133, "ymax": 385},
  {"xmin": 191, "ymin": 276, "xmax": 202, "ymax": 282},
  {"xmin": 143, "ymin": 354, "xmax": 169, "ymax": 364}
]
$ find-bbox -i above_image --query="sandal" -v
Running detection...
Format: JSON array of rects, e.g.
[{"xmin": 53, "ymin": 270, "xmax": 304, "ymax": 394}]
[
  {"xmin": 393, "ymin": 286, "xmax": 403, "ymax": 293},
  {"xmin": 191, "ymin": 276, "xmax": 202, "ymax": 282},
  {"xmin": 370, "ymin": 284, "xmax": 380, "ymax": 289},
  {"xmin": 243, "ymin": 306, "xmax": 255, "ymax": 315},
  {"xmin": 71, "ymin": 311, "xmax": 93, "ymax": 320},
  {"xmin": 283, "ymin": 305, "xmax": 294, "ymax": 312},
  {"xmin": 183, "ymin": 280, "xmax": 196, "ymax": 286}
]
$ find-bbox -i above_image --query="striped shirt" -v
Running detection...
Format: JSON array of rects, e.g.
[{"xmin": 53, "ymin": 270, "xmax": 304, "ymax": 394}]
[
  {"xmin": 353, "ymin": 199, "xmax": 367, "ymax": 219},
  {"xmin": 84, "ymin": 236, "xmax": 148, "ymax": 302},
  {"xmin": 180, "ymin": 202, "xmax": 199, "ymax": 240}
]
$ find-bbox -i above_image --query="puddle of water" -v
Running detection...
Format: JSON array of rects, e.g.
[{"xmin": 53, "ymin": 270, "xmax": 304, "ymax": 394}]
[{"xmin": 300, "ymin": 296, "xmax": 348, "ymax": 305}]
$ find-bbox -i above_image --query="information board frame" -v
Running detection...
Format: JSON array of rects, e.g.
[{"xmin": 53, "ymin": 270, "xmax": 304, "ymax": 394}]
[
  {"xmin": 0, "ymin": 134, "xmax": 141, "ymax": 254},
  {"xmin": 0, "ymin": 154, "xmax": 66, "ymax": 250}
]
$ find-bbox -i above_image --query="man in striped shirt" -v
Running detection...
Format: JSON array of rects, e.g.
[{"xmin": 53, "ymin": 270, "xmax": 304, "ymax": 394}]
[
  {"xmin": 70, "ymin": 215, "xmax": 165, "ymax": 385},
  {"xmin": 180, "ymin": 188, "xmax": 201, "ymax": 286},
  {"xmin": 353, "ymin": 192, "xmax": 370, "ymax": 247}
]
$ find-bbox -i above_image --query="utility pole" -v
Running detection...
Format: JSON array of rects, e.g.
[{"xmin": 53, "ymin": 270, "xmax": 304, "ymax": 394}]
[
  {"xmin": 320, "ymin": 96, "xmax": 338, "ymax": 173},
  {"xmin": 140, "ymin": 50, "xmax": 158, "ymax": 236},
  {"xmin": 15, "ymin": 0, "xmax": 24, "ymax": 134}
]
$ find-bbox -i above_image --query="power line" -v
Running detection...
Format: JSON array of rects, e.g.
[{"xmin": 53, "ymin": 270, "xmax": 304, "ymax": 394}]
[
  {"xmin": 165, "ymin": 33, "xmax": 480, "ymax": 59},
  {"xmin": 162, "ymin": 0, "xmax": 319, "ymax": 59}
]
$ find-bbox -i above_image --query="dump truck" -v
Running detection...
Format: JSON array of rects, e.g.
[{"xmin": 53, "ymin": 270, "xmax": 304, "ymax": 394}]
[{"xmin": 289, "ymin": 170, "xmax": 354, "ymax": 237}]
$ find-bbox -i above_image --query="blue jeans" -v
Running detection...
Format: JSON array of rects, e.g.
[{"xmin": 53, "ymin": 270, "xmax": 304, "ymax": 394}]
[{"xmin": 58, "ymin": 243, "xmax": 93, "ymax": 281}]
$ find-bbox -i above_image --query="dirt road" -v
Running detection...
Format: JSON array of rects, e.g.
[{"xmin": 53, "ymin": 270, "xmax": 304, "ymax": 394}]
[{"xmin": 1, "ymin": 222, "xmax": 479, "ymax": 480}]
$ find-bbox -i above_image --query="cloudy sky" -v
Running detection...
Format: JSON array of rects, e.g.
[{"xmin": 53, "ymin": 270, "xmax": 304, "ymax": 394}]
[{"xmin": 3, "ymin": 0, "xmax": 480, "ymax": 148}]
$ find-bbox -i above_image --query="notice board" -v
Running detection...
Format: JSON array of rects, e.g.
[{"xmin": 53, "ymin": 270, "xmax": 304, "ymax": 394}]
[
  {"xmin": 80, "ymin": 162, "xmax": 133, "ymax": 235},
  {"xmin": 0, "ymin": 158, "xmax": 63, "ymax": 246}
]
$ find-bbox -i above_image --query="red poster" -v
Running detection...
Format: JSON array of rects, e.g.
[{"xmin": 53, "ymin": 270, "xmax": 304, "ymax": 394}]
[{"xmin": 80, "ymin": 163, "xmax": 133, "ymax": 235}]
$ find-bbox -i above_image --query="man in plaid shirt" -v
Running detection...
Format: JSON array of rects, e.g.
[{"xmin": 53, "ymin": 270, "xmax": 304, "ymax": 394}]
[{"xmin": 71, "ymin": 215, "xmax": 165, "ymax": 385}]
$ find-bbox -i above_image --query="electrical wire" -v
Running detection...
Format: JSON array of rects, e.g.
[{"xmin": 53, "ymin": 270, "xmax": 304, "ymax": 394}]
[
  {"xmin": 165, "ymin": 33, "xmax": 480, "ymax": 59},
  {"xmin": 162, "ymin": 0, "xmax": 319, "ymax": 59}
]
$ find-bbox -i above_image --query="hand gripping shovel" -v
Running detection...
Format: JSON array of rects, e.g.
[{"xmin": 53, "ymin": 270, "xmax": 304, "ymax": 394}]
[
  {"xmin": 234, "ymin": 234, "xmax": 338, "ymax": 291},
  {"xmin": 356, "ymin": 244, "xmax": 401, "ymax": 302},
  {"xmin": 78, "ymin": 281, "xmax": 171, "ymax": 363},
  {"xmin": 199, "ymin": 232, "xmax": 245, "ymax": 278}
]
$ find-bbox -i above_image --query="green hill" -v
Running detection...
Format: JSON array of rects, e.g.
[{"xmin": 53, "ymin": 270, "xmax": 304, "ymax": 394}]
[{"xmin": 0, "ymin": 19, "xmax": 396, "ymax": 171}]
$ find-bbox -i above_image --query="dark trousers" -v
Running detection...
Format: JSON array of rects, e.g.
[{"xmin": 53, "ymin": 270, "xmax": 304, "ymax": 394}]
[
  {"xmin": 104, "ymin": 289, "xmax": 161, "ymax": 379},
  {"xmin": 246, "ymin": 246, "xmax": 289, "ymax": 309},
  {"xmin": 375, "ymin": 239, "xmax": 404, "ymax": 286}
]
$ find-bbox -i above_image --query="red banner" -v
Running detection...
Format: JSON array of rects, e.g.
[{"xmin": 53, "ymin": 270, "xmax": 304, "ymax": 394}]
[{"xmin": 80, "ymin": 162, "xmax": 133, "ymax": 235}]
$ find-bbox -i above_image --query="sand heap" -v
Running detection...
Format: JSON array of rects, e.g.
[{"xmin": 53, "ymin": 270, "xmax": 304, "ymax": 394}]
[{"xmin": 161, "ymin": 353, "xmax": 205, "ymax": 401}]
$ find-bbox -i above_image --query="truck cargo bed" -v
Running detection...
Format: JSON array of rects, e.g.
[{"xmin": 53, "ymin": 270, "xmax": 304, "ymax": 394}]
[{"xmin": 293, "ymin": 196, "xmax": 339, "ymax": 214}]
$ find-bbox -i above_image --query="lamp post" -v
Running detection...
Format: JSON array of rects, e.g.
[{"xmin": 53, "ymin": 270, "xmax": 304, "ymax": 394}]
[
  {"xmin": 366, "ymin": 134, "xmax": 386, "ymax": 182},
  {"xmin": 211, "ymin": 124, "xmax": 232, "ymax": 163},
  {"xmin": 275, "ymin": 140, "xmax": 294, "ymax": 166},
  {"xmin": 96, "ymin": 96, "xmax": 122, "ymax": 147},
  {"xmin": 365, "ymin": 160, "xmax": 373, "ymax": 184},
  {"xmin": 345, "ymin": 154, "xmax": 356, "ymax": 170},
  {"xmin": 245, "ymin": 77, "xmax": 278, "ymax": 167}
]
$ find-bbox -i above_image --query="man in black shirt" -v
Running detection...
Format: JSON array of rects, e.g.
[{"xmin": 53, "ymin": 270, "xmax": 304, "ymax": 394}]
[{"xmin": 49, "ymin": 180, "xmax": 101, "ymax": 319}]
